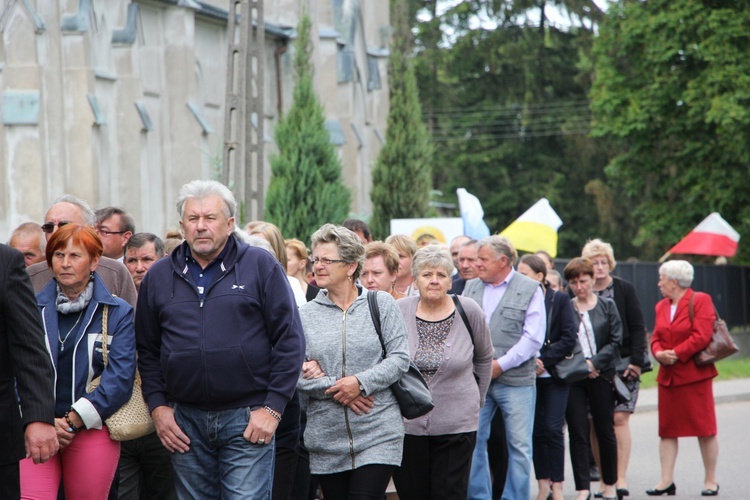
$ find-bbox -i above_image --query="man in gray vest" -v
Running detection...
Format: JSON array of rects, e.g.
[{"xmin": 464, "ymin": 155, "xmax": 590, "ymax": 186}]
[{"xmin": 464, "ymin": 235, "xmax": 546, "ymax": 500}]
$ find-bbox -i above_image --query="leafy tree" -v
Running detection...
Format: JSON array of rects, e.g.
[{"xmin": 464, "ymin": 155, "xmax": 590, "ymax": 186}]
[
  {"xmin": 591, "ymin": 0, "xmax": 750, "ymax": 263},
  {"xmin": 265, "ymin": 12, "xmax": 350, "ymax": 241},
  {"xmin": 370, "ymin": 0, "xmax": 434, "ymax": 240},
  {"xmin": 409, "ymin": 1, "xmax": 639, "ymax": 258}
]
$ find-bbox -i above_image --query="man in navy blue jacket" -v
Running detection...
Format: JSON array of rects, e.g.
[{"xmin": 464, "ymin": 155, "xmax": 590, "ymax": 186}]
[{"xmin": 135, "ymin": 180, "xmax": 305, "ymax": 499}]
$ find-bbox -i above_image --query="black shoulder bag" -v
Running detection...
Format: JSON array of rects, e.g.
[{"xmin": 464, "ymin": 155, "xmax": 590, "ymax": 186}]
[
  {"xmin": 547, "ymin": 296, "xmax": 589, "ymax": 384},
  {"xmin": 576, "ymin": 303, "xmax": 630, "ymax": 405},
  {"xmin": 367, "ymin": 291, "xmax": 433, "ymax": 419}
]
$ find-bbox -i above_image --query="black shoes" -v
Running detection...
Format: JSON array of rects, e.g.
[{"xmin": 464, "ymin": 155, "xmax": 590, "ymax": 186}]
[
  {"xmin": 701, "ymin": 484, "xmax": 719, "ymax": 496},
  {"xmin": 646, "ymin": 483, "xmax": 676, "ymax": 496},
  {"xmin": 596, "ymin": 487, "xmax": 629, "ymax": 499},
  {"xmin": 645, "ymin": 482, "xmax": 718, "ymax": 497},
  {"xmin": 590, "ymin": 465, "xmax": 601, "ymax": 482},
  {"xmin": 595, "ymin": 488, "xmax": 628, "ymax": 500}
]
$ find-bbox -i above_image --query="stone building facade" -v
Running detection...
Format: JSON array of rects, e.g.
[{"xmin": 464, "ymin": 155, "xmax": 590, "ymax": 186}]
[{"xmin": 0, "ymin": 0, "xmax": 390, "ymax": 239}]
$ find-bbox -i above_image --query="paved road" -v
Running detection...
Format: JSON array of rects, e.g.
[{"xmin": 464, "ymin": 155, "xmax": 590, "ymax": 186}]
[
  {"xmin": 548, "ymin": 398, "xmax": 749, "ymax": 499},
  {"xmin": 387, "ymin": 379, "xmax": 750, "ymax": 499}
]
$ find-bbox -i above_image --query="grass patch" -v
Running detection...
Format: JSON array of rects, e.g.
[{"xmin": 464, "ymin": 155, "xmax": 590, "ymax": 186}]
[
  {"xmin": 640, "ymin": 368, "xmax": 658, "ymax": 389},
  {"xmin": 713, "ymin": 356, "xmax": 750, "ymax": 380},
  {"xmin": 639, "ymin": 356, "xmax": 750, "ymax": 389}
]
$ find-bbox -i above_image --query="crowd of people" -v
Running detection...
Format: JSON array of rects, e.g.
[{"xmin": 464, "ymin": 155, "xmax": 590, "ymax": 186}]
[{"xmin": 1, "ymin": 179, "xmax": 722, "ymax": 500}]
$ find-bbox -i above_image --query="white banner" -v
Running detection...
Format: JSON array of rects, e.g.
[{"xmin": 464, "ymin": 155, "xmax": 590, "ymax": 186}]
[{"xmin": 389, "ymin": 218, "xmax": 465, "ymax": 246}]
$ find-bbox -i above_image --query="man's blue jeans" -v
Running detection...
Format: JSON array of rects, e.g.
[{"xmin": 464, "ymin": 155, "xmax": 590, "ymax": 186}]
[
  {"xmin": 468, "ymin": 381, "xmax": 536, "ymax": 500},
  {"xmin": 172, "ymin": 404, "xmax": 275, "ymax": 499}
]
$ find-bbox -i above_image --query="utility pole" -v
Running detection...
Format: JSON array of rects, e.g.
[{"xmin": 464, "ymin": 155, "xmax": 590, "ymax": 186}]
[{"xmin": 223, "ymin": 0, "xmax": 265, "ymax": 222}]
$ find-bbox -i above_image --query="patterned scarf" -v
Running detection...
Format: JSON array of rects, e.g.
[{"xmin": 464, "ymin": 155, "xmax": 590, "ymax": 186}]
[{"xmin": 56, "ymin": 278, "xmax": 94, "ymax": 314}]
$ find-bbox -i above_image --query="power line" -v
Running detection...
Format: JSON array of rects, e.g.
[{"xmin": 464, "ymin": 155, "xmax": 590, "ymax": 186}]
[
  {"xmin": 430, "ymin": 114, "xmax": 591, "ymax": 129},
  {"xmin": 431, "ymin": 127, "xmax": 591, "ymax": 142},
  {"xmin": 425, "ymin": 98, "xmax": 593, "ymax": 142},
  {"xmin": 431, "ymin": 121, "xmax": 592, "ymax": 141},
  {"xmin": 426, "ymin": 106, "xmax": 591, "ymax": 119},
  {"xmin": 431, "ymin": 122, "xmax": 592, "ymax": 139},
  {"xmin": 425, "ymin": 99, "xmax": 591, "ymax": 115},
  {"xmin": 427, "ymin": 108, "xmax": 591, "ymax": 121}
]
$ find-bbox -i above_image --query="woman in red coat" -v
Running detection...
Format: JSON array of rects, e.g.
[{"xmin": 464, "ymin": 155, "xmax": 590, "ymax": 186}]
[{"xmin": 647, "ymin": 260, "xmax": 719, "ymax": 497}]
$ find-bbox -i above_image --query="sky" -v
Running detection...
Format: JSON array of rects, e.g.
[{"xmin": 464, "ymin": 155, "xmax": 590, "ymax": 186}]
[{"xmin": 423, "ymin": 0, "xmax": 611, "ymax": 32}]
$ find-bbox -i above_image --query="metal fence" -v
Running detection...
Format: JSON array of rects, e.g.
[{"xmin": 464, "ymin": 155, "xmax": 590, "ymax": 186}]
[{"xmin": 552, "ymin": 260, "xmax": 750, "ymax": 332}]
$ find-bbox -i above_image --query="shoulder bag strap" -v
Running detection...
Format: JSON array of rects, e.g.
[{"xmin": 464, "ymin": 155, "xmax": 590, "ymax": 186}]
[
  {"xmin": 573, "ymin": 302, "xmax": 595, "ymax": 355},
  {"xmin": 451, "ymin": 294, "xmax": 474, "ymax": 345},
  {"xmin": 101, "ymin": 304, "xmax": 109, "ymax": 366},
  {"xmin": 545, "ymin": 289, "xmax": 554, "ymax": 345},
  {"xmin": 367, "ymin": 290, "xmax": 386, "ymax": 358},
  {"xmin": 689, "ymin": 292, "xmax": 720, "ymax": 323}
]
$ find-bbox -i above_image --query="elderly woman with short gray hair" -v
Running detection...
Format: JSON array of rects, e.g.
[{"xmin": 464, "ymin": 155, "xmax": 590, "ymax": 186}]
[
  {"xmin": 298, "ymin": 224, "xmax": 411, "ymax": 500},
  {"xmin": 647, "ymin": 260, "xmax": 719, "ymax": 497},
  {"xmin": 392, "ymin": 246, "xmax": 494, "ymax": 500}
]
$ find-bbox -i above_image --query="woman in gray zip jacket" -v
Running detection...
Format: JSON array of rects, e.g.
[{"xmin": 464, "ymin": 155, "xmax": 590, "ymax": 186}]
[{"xmin": 298, "ymin": 224, "xmax": 410, "ymax": 500}]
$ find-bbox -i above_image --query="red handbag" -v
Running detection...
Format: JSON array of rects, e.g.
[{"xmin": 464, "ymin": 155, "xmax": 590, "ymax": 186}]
[{"xmin": 688, "ymin": 295, "xmax": 739, "ymax": 366}]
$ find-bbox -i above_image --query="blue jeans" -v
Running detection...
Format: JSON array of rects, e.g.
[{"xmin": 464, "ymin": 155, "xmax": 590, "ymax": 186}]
[
  {"xmin": 468, "ymin": 381, "xmax": 536, "ymax": 500},
  {"xmin": 172, "ymin": 404, "xmax": 275, "ymax": 499}
]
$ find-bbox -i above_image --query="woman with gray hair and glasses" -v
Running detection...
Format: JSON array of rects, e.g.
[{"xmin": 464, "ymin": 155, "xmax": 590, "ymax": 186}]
[
  {"xmin": 646, "ymin": 260, "xmax": 719, "ymax": 497},
  {"xmin": 298, "ymin": 224, "xmax": 410, "ymax": 500},
  {"xmin": 392, "ymin": 245, "xmax": 494, "ymax": 500}
]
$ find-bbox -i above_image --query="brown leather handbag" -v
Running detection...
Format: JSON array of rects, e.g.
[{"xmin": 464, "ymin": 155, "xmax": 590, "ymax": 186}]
[{"xmin": 689, "ymin": 295, "xmax": 739, "ymax": 366}]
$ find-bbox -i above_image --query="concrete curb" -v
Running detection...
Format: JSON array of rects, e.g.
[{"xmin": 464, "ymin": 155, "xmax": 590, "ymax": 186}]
[
  {"xmin": 635, "ymin": 377, "xmax": 750, "ymax": 413},
  {"xmin": 637, "ymin": 391, "xmax": 750, "ymax": 413}
]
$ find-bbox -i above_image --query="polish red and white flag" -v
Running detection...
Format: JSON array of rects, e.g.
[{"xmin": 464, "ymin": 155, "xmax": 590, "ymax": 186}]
[{"xmin": 668, "ymin": 213, "xmax": 740, "ymax": 257}]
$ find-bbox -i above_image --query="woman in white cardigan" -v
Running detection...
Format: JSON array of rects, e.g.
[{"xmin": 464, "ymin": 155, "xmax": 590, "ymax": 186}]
[{"xmin": 392, "ymin": 245, "xmax": 495, "ymax": 500}]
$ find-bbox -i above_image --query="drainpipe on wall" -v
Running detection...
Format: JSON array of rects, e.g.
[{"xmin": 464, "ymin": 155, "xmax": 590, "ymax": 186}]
[{"xmin": 275, "ymin": 44, "xmax": 288, "ymax": 117}]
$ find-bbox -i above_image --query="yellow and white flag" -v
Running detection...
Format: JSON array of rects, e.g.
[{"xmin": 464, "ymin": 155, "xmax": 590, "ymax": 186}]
[{"xmin": 499, "ymin": 198, "xmax": 563, "ymax": 257}]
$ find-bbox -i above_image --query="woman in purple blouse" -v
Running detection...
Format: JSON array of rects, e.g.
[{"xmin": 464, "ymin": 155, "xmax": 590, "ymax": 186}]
[{"xmin": 392, "ymin": 245, "xmax": 495, "ymax": 500}]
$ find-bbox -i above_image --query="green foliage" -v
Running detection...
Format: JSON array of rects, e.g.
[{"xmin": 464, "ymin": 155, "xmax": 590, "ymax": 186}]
[
  {"xmin": 265, "ymin": 13, "xmax": 351, "ymax": 242},
  {"xmin": 411, "ymin": 1, "xmax": 639, "ymax": 258},
  {"xmin": 370, "ymin": 0, "xmax": 434, "ymax": 240},
  {"xmin": 591, "ymin": 0, "xmax": 750, "ymax": 264}
]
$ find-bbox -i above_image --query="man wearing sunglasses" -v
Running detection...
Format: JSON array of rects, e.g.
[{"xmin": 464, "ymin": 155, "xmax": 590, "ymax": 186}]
[{"xmin": 27, "ymin": 195, "xmax": 137, "ymax": 307}]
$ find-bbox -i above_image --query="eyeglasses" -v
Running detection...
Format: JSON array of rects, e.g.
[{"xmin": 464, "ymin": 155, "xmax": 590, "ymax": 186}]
[
  {"xmin": 41, "ymin": 221, "xmax": 71, "ymax": 233},
  {"xmin": 312, "ymin": 257, "xmax": 348, "ymax": 266},
  {"xmin": 97, "ymin": 229, "xmax": 127, "ymax": 236}
]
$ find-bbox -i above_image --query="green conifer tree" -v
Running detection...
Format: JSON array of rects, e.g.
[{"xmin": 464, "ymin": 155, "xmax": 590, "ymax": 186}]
[
  {"xmin": 370, "ymin": 0, "xmax": 433, "ymax": 240},
  {"xmin": 265, "ymin": 12, "xmax": 350, "ymax": 241}
]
